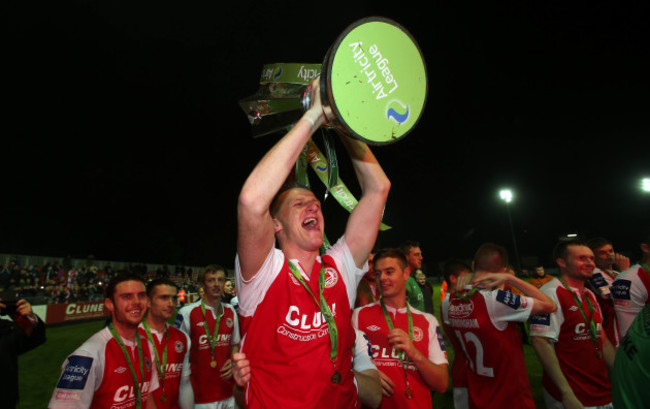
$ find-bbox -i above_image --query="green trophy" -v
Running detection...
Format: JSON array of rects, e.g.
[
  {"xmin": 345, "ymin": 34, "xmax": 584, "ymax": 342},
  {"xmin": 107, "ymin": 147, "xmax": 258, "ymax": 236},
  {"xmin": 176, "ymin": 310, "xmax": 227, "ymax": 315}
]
[{"xmin": 239, "ymin": 16, "xmax": 427, "ymax": 144}]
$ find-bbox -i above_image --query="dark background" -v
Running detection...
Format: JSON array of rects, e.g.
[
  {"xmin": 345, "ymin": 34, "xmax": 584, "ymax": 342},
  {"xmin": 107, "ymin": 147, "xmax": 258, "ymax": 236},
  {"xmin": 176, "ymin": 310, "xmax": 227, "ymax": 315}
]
[{"xmin": 5, "ymin": 1, "xmax": 649, "ymax": 272}]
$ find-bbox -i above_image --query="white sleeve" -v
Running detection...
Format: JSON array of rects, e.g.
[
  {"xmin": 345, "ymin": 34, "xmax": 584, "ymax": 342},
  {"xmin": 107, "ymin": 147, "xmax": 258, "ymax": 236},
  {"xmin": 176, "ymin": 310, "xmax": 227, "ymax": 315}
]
[
  {"xmin": 235, "ymin": 247, "xmax": 284, "ymax": 317},
  {"xmin": 483, "ymin": 289, "xmax": 534, "ymax": 330},
  {"xmin": 530, "ymin": 285, "xmax": 562, "ymax": 341},
  {"xmin": 228, "ymin": 305, "xmax": 241, "ymax": 345},
  {"xmin": 181, "ymin": 332, "xmax": 192, "ymax": 378},
  {"xmin": 353, "ymin": 329, "xmax": 377, "ymax": 373},
  {"xmin": 174, "ymin": 305, "xmax": 192, "ymax": 336},
  {"xmin": 425, "ymin": 314, "xmax": 448, "ymax": 365},
  {"xmin": 326, "ymin": 236, "xmax": 369, "ymax": 306},
  {"xmin": 145, "ymin": 340, "xmax": 160, "ymax": 394},
  {"xmin": 441, "ymin": 294, "xmax": 450, "ymax": 325},
  {"xmin": 48, "ymin": 347, "xmax": 102, "ymax": 409}
]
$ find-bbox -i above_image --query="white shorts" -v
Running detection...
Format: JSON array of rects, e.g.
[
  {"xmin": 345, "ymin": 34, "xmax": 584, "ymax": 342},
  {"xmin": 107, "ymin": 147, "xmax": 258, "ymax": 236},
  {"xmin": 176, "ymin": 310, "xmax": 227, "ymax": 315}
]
[
  {"xmin": 195, "ymin": 396, "xmax": 236, "ymax": 409},
  {"xmin": 453, "ymin": 387, "xmax": 469, "ymax": 409}
]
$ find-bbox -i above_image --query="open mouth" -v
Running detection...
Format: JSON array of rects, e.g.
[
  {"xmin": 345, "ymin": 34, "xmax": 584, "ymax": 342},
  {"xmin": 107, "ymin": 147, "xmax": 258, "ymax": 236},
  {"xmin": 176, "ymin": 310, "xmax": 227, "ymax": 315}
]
[{"xmin": 303, "ymin": 218, "xmax": 318, "ymax": 229}]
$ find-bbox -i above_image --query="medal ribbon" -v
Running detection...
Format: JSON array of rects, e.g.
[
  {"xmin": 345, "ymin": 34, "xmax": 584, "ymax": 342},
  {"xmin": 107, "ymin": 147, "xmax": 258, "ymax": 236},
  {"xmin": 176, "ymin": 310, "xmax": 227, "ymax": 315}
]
[
  {"xmin": 379, "ymin": 299, "xmax": 414, "ymax": 364},
  {"xmin": 286, "ymin": 259, "xmax": 338, "ymax": 364},
  {"xmin": 200, "ymin": 299, "xmax": 223, "ymax": 360},
  {"xmin": 108, "ymin": 323, "xmax": 144, "ymax": 409},
  {"xmin": 601, "ymin": 268, "xmax": 617, "ymax": 281},
  {"xmin": 380, "ymin": 298, "xmax": 414, "ymax": 394},
  {"xmin": 640, "ymin": 263, "xmax": 649, "ymax": 276},
  {"xmin": 454, "ymin": 286, "xmax": 478, "ymax": 301},
  {"xmin": 141, "ymin": 321, "xmax": 168, "ymax": 394},
  {"xmin": 558, "ymin": 278, "xmax": 600, "ymax": 356}
]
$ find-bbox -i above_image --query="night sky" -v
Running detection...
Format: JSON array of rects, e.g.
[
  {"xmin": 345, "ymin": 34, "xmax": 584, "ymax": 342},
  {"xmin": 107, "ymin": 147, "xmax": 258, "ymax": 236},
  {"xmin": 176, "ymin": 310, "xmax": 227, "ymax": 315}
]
[{"xmin": 5, "ymin": 1, "xmax": 649, "ymax": 273}]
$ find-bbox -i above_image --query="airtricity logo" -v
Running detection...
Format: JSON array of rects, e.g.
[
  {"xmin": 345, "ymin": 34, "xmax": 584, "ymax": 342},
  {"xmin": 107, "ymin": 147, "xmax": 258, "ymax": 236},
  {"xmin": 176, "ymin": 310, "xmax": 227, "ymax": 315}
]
[
  {"xmin": 386, "ymin": 100, "xmax": 409, "ymax": 124},
  {"xmin": 273, "ymin": 66, "xmax": 283, "ymax": 80}
]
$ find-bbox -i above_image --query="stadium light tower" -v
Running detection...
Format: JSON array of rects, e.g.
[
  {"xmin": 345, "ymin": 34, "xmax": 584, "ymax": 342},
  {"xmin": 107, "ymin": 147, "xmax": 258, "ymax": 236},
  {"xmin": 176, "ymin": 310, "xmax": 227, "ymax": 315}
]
[
  {"xmin": 499, "ymin": 189, "xmax": 521, "ymax": 273},
  {"xmin": 642, "ymin": 177, "xmax": 650, "ymax": 193}
]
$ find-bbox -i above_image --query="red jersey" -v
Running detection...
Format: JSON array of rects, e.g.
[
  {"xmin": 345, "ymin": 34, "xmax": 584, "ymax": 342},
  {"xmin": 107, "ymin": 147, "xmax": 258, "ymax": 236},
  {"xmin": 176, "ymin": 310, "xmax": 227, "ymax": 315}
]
[
  {"xmin": 235, "ymin": 239, "xmax": 363, "ymax": 409},
  {"xmin": 49, "ymin": 326, "xmax": 159, "ymax": 409},
  {"xmin": 174, "ymin": 301, "xmax": 239, "ymax": 404},
  {"xmin": 352, "ymin": 302, "xmax": 448, "ymax": 409},
  {"xmin": 530, "ymin": 279, "xmax": 611, "ymax": 406},
  {"xmin": 138, "ymin": 324, "xmax": 191, "ymax": 409},
  {"xmin": 441, "ymin": 293, "xmax": 468, "ymax": 389},
  {"xmin": 447, "ymin": 289, "xmax": 535, "ymax": 409}
]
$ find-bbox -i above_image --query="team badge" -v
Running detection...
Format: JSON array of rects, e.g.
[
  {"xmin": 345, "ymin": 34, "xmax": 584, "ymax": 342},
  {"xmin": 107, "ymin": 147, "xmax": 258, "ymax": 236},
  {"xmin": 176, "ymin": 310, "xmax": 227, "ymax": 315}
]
[
  {"xmin": 226, "ymin": 318, "xmax": 234, "ymax": 328},
  {"xmin": 174, "ymin": 341, "xmax": 184, "ymax": 353},
  {"xmin": 144, "ymin": 357, "xmax": 152, "ymax": 371},
  {"xmin": 324, "ymin": 267, "xmax": 338, "ymax": 288},
  {"xmin": 413, "ymin": 326, "xmax": 424, "ymax": 342}
]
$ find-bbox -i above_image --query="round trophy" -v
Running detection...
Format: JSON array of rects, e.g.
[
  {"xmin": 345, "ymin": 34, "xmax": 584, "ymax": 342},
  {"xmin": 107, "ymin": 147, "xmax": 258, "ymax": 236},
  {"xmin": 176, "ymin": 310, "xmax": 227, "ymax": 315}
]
[
  {"xmin": 320, "ymin": 17, "xmax": 428, "ymax": 145},
  {"xmin": 239, "ymin": 17, "xmax": 427, "ymax": 145}
]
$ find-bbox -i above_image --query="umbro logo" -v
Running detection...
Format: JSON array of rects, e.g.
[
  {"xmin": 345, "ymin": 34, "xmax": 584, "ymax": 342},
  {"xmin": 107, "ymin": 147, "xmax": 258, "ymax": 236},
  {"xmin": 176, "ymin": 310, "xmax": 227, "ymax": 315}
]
[
  {"xmin": 196, "ymin": 322, "xmax": 205, "ymax": 326},
  {"xmin": 114, "ymin": 367, "xmax": 127, "ymax": 374},
  {"xmin": 366, "ymin": 325, "xmax": 381, "ymax": 332},
  {"xmin": 569, "ymin": 306, "xmax": 579, "ymax": 312}
]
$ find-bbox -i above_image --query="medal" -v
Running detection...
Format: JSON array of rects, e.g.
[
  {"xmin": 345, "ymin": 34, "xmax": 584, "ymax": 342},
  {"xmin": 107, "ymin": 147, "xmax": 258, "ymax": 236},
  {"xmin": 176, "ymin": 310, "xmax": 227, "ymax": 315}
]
[
  {"xmin": 160, "ymin": 392, "xmax": 166, "ymax": 403},
  {"xmin": 210, "ymin": 360, "xmax": 217, "ymax": 369},
  {"xmin": 404, "ymin": 387, "xmax": 413, "ymax": 399},
  {"xmin": 597, "ymin": 349, "xmax": 602, "ymax": 360},
  {"xmin": 331, "ymin": 370, "xmax": 341, "ymax": 384}
]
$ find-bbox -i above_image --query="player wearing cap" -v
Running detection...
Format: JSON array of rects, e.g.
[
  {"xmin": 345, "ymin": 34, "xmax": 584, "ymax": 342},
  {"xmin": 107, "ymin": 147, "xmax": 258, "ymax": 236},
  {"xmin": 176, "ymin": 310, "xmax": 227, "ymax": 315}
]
[
  {"xmin": 49, "ymin": 273, "xmax": 159, "ymax": 409},
  {"xmin": 352, "ymin": 248, "xmax": 448, "ymax": 409},
  {"xmin": 175, "ymin": 265, "xmax": 239, "ymax": 409}
]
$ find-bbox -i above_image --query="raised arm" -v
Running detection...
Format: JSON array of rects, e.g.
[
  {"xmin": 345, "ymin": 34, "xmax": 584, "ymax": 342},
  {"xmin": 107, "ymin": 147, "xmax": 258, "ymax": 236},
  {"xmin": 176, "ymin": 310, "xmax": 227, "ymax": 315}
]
[
  {"xmin": 340, "ymin": 136, "xmax": 391, "ymax": 268},
  {"xmin": 473, "ymin": 273, "xmax": 557, "ymax": 315},
  {"xmin": 237, "ymin": 82, "xmax": 326, "ymax": 280}
]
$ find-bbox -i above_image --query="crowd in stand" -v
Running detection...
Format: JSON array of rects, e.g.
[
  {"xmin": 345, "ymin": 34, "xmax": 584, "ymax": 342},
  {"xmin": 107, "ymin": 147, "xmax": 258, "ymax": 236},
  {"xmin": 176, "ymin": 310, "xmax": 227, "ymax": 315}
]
[{"xmin": 0, "ymin": 257, "xmax": 204, "ymax": 305}]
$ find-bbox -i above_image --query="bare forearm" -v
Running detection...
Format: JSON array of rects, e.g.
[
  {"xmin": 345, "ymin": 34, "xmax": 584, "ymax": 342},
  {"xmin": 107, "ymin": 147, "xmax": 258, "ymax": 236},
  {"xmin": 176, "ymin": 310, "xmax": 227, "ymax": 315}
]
[
  {"xmin": 531, "ymin": 336, "xmax": 575, "ymax": 398},
  {"xmin": 339, "ymin": 135, "xmax": 390, "ymax": 266},
  {"xmin": 410, "ymin": 351, "xmax": 448, "ymax": 393},
  {"xmin": 354, "ymin": 369, "xmax": 382, "ymax": 408},
  {"xmin": 506, "ymin": 276, "xmax": 556, "ymax": 315}
]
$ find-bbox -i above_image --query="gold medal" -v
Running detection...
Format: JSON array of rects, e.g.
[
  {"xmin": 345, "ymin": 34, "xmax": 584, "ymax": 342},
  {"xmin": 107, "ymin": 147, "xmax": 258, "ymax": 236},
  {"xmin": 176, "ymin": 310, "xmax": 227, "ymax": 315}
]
[
  {"xmin": 597, "ymin": 349, "xmax": 602, "ymax": 360},
  {"xmin": 404, "ymin": 387, "xmax": 413, "ymax": 399},
  {"xmin": 331, "ymin": 370, "xmax": 341, "ymax": 384},
  {"xmin": 160, "ymin": 392, "xmax": 166, "ymax": 403},
  {"xmin": 210, "ymin": 360, "xmax": 217, "ymax": 368}
]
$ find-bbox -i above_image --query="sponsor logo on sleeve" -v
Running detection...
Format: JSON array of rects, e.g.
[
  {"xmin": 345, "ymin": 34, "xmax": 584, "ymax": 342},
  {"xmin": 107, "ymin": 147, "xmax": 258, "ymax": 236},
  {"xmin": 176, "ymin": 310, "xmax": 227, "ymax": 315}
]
[
  {"xmin": 57, "ymin": 356, "xmax": 93, "ymax": 390},
  {"xmin": 173, "ymin": 313, "xmax": 183, "ymax": 328},
  {"xmin": 591, "ymin": 273, "xmax": 608, "ymax": 288},
  {"xmin": 530, "ymin": 314, "xmax": 551, "ymax": 333},
  {"xmin": 436, "ymin": 326, "xmax": 446, "ymax": 351},
  {"xmin": 611, "ymin": 279, "xmax": 632, "ymax": 301},
  {"xmin": 362, "ymin": 333, "xmax": 373, "ymax": 358},
  {"xmin": 496, "ymin": 289, "xmax": 522, "ymax": 309}
]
